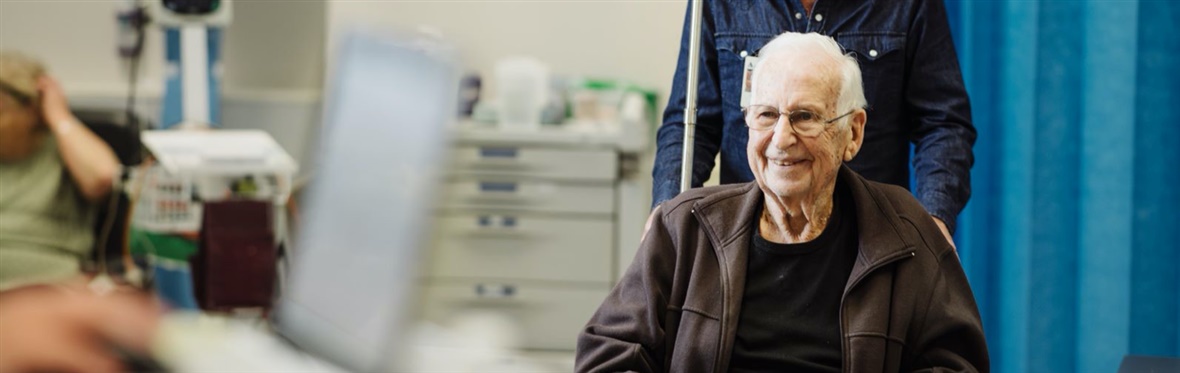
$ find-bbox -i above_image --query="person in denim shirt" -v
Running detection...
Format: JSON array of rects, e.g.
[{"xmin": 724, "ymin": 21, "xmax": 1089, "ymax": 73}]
[{"xmin": 652, "ymin": 0, "xmax": 975, "ymax": 243}]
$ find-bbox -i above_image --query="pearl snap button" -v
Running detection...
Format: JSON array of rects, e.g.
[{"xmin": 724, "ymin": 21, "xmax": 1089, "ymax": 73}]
[{"xmin": 869, "ymin": 49, "xmax": 879, "ymax": 57}]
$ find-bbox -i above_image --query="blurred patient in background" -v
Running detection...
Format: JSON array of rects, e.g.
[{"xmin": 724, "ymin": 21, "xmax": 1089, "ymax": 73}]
[
  {"xmin": 0, "ymin": 52, "xmax": 121, "ymax": 289},
  {"xmin": 0, "ymin": 53, "xmax": 160, "ymax": 373}
]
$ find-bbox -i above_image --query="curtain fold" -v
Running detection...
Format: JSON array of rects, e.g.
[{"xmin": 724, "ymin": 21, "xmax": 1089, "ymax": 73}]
[{"xmin": 946, "ymin": 1, "xmax": 1180, "ymax": 372}]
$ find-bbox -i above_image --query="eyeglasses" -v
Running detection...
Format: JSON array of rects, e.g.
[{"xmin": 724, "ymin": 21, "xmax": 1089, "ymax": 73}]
[{"xmin": 741, "ymin": 104, "xmax": 856, "ymax": 137}]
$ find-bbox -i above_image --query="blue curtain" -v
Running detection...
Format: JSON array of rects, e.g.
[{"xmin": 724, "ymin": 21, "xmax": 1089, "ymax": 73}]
[{"xmin": 945, "ymin": 1, "xmax": 1180, "ymax": 372}]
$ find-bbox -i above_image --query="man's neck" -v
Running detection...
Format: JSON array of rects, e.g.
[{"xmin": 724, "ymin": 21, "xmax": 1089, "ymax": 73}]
[
  {"xmin": 801, "ymin": 0, "xmax": 817, "ymax": 15},
  {"xmin": 759, "ymin": 184, "xmax": 836, "ymax": 244}
]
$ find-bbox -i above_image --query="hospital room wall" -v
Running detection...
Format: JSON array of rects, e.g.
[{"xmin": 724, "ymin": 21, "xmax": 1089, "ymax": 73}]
[
  {"xmin": 0, "ymin": 0, "xmax": 327, "ymax": 170},
  {"xmin": 0, "ymin": 1, "xmax": 685, "ymax": 105},
  {"xmin": 0, "ymin": 0, "xmax": 326, "ymax": 94},
  {"xmin": 325, "ymin": 1, "xmax": 686, "ymax": 269},
  {"xmin": 325, "ymin": 1, "xmax": 684, "ymax": 112}
]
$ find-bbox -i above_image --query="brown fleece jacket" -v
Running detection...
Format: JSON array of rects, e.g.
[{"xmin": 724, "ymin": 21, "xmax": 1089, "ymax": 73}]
[{"xmin": 577, "ymin": 166, "xmax": 988, "ymax": 373}]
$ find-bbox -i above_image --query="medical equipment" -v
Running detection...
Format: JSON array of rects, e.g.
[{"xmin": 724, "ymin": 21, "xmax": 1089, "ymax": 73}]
[
  {"xmin": 144, "ymin": 0, "xmax": 234, "ymax": 128},
  {"xmin": 680, "ymin": 0, "xmax": 705, "ymax": 193},
  {"xmin": 159, "ymin": 0, "xmax": 224, "ymax": 16}
]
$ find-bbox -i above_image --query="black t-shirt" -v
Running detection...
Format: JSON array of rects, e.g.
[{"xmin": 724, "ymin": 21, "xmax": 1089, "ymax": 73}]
[{"xmin": 729, "ymin": 184, "xmax": 859, "ymax": 373}]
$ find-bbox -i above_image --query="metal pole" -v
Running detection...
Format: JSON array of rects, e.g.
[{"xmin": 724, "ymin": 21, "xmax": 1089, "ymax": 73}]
[{"xmin": 680, "ymin": 0, "xmax": 705, "ymax": 193}]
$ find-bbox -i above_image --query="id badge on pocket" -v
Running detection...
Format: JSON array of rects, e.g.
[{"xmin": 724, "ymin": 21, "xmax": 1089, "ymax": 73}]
[{"xmin": 740, "ymin": 54, "xmax": 760, "ymax": 107}]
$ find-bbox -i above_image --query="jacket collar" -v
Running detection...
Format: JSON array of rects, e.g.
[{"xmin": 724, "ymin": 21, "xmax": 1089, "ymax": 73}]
[
  {"xmin": 691, "ymin": 165, "xmax": 915, "ymax": 277},
  {"xmin": 835, "ymin": 165, "xmax": 917, "ymax": 293}
]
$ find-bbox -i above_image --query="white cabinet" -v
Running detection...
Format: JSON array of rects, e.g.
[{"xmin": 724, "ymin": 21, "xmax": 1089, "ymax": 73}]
[
  {"xmin": 418, "ymin": 281, "xmax": 611, "ymax": 351},
  {"xmin": 448, "ymin": 145, "xmax": 618, "ymax": 182},
  {"xmin": 431, "ymin": 214, "xmax": 613, "ymax": 283},
  {"xmin": 441, "ymin": 179, "xmax": 615, "ymax": 216},
  {"xmin": 421, "ymin": 124, "xmax": 644, "ymax": 351}
]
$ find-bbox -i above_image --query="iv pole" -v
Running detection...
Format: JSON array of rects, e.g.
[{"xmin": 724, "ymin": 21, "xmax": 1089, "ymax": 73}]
[{"xmin": 680, "ymin": 0, "xmax": 704, "ymax": 193}]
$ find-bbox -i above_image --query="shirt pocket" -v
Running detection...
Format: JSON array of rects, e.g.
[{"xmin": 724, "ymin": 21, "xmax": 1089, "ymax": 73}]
[
  {"xmin": 715, "ymin": 33, "xmax": 774, "ymax": 111},
  {"xmin": 835, "ymin": 32, "xmax": 907, "ymax": 112}
]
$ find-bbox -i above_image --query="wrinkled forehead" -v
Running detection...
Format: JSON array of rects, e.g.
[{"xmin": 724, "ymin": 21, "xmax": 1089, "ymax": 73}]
[{"xmin": 751, "ymin": 51, "xmax": 842, "ymax": 105}]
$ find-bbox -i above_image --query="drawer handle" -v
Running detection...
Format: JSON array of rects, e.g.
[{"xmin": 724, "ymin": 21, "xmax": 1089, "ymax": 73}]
[
  {"xmin": 462, "ymin": 228, "xmax": 527, "ymax": 239},
  {"xmin": 476, "ymin": 215, "xmax": 519, "ymax": 227},
  {"xmin": 466, "ymin": 182, "xmax": 533, "ymax": 205},
  {"xmin": 475, "ymin": 283, "xmax": 517, "ymax": 299},
  {"xmin": 466, "ymin": 215, "xmax": 526, "ymax": 238},
  {"xmin": 479, "ymin": 147, "xmax": 519, "ymax": 159},
  {"xmin": 479, "ymin": 181, "xmax": 518, "ymax": 193}
]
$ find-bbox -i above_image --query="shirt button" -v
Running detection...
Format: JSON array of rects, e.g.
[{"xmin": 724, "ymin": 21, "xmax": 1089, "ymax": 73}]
[
  {"xmin": 815, "ymin": 14, "xmax": 824, "ymax": 22},
  {"xmin": 795, "ymin": 12, "xmax": 803, "ymax": 19},
  {"xmin": 740, "ymin": 50, "xmax": 748, "ymax": 58},
  {"xmin": 869, "ymin": 49, "xmax": 879, "ymax": 57}
]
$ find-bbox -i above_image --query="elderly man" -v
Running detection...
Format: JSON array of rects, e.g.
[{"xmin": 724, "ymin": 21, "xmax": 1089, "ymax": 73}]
[{"xmin": 576, "ymin": 33, "xmax": 987, "ymax": 372}]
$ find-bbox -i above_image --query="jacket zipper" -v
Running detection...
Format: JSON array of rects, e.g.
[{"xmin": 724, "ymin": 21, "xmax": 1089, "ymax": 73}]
[
  {"xmin": 840, "ymin": 249, "xmax": 916, "ymax": 372},
  {"xmin": 694, "ymin": 204, "xmax": 915, "ymax": 372},
  {"xmin": 692, "ymin": 207, "xmax": 731, "ymax": 373}
]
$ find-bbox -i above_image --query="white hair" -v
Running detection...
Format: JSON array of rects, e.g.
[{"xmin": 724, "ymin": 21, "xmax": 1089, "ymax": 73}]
[{"xmin": 752, "ymin": 32, "xmax": 867, "ymax": 120}]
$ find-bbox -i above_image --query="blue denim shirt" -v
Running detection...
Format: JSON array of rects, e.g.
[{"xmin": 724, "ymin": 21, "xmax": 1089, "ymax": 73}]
[{"xmin": 652, "ymin": 0, "xmax": 975, "ymax": 233}]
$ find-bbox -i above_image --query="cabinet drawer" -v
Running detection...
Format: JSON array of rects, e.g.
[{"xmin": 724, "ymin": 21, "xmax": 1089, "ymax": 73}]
[
  {"xmin": 430, "ymin": 214, "xmax": 613, "ymax": 283},
  {"xmin": 418, "ymin": 281, "xmax": 610, "ymax": 351},
  {"xmin": 441, "ymin": 179, "xmax": 615, "ymax": 215},
  {"xmin": 450, "ymin": 146, "xmax": 617, "ymax": 181}
]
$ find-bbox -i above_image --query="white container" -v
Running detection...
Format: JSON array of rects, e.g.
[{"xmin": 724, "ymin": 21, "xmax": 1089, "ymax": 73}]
[
  {"xmin": 494, "ymin": 57, "xmax": 549, "ymax": 131},
  {"xmin": 132, "ymin": 130, "xmax": 297, "ymax": 233}
]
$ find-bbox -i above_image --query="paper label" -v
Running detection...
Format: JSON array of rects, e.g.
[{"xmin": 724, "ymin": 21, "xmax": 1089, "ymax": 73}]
[{"xmin": 740, "ymin": 54, "xmax": 760, "ymax": 107}]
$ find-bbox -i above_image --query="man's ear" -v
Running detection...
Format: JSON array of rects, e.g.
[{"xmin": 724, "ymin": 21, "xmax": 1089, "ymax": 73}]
[{"xmin": 843, "ymin": 108, "xmax": 866, "ymax": 162}]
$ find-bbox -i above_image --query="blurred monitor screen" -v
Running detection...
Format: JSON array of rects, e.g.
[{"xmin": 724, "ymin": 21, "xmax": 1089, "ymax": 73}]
[{"xmin": 273, "ymin": 31, "xmax": 458, "ymax": 372}]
